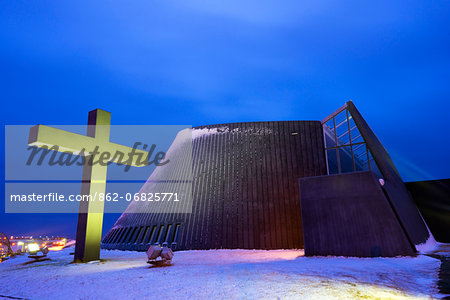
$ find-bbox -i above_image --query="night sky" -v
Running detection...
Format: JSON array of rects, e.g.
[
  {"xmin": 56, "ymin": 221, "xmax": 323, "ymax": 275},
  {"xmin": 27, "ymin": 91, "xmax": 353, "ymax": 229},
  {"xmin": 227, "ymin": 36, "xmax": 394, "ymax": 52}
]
[{"xmin": 1, "ymin": 1, "xmax": 449, "ymax": 238}]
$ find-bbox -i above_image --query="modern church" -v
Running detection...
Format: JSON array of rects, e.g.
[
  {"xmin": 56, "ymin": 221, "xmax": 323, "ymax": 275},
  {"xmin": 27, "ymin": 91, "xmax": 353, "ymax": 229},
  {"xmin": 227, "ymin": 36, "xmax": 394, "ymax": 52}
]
[{"xmin": 101, "ymin": 101, "xmax": 449, "ymax": 257}]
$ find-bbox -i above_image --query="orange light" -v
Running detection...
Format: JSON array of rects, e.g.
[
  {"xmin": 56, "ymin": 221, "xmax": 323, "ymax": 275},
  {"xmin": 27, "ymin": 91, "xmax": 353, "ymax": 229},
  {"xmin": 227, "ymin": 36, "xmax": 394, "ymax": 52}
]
[{"xmin": 48, "ymin": 246, "xmax": 64, "ymax": 251}]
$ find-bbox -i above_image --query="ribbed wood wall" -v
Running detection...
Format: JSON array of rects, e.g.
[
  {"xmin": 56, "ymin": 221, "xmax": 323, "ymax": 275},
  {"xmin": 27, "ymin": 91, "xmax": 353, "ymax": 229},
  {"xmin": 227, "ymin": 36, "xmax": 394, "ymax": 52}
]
[
  {"xmin": 102, "ymin": 121, "xmax": 327, "ymax": 251},
  {"xmin": 300, "ymin": 171, "xmax": 415, "ymax": 257}
]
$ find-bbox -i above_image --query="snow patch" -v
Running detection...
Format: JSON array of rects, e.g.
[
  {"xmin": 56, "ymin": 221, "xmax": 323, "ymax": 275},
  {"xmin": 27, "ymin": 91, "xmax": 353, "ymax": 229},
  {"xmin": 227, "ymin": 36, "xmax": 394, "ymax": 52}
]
[
  {"xmin": 416, "ymin": 209, "xmax": 440, "ymax": 253},
  {"xmin": 0, "ymin": 248, "xmax": 442, "ymax": 299},
  {"xmin": 192, "ymin": 126, "xmax": 273, "ymax": 140},
  {"xmin": 416, "ymin": 234, "xmax": 439, "ymax": 253}
]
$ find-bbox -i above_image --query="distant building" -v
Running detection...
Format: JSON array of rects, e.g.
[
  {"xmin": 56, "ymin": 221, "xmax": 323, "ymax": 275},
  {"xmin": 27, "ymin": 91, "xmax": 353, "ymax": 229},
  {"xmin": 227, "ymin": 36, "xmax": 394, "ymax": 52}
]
[{"xmin": 8, "ymin": 237, "xmax": 67, "ymax": 253}]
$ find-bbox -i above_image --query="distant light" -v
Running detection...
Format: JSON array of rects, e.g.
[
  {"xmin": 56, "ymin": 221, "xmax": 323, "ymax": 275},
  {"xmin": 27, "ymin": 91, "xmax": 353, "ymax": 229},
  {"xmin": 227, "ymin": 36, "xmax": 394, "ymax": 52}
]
[
  {"xmin": 48, "ymin": 246, "xmax": 64, "ymax": 251},
  {"xmin": 291, "ymin": 132, "xmax": 299, "ymax": 136},
  {"xmin": 28, "ymin": 243, "xmax": 40, "ymax": 253}
]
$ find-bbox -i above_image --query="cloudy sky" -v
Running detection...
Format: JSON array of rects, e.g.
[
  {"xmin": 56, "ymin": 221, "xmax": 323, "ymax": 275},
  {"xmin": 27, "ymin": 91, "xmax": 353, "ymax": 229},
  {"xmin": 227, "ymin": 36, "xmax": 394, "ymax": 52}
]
[{"xmin": 1, "ymin": 1, "xmax": 449, "ymax": 236}]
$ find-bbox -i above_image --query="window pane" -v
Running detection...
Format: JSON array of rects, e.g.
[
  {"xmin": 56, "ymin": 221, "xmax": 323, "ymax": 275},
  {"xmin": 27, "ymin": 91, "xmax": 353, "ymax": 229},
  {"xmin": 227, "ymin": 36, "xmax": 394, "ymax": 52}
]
[
  {"xmin": 335, "ymin": 119, "xmax": 349, "ymax": 137},
  {"xmin": 338, "ymin": 132, "xmax": 350, "ymax": 145},
  {"xmin": 353, "ymin": 144, "xmax": 368, "ymax": 171},
  {"xmin": 334, "ymin": 110, "xmax": 348, "ymax": 126},
  {"xmin": 350, "ymin": 127, "xmax": 362, "ymax": 144},
  {"xmin": 348, "ymin": 116, "xmax": 356, "ymax": 130},
  {"xmin": 368, "ymin": 151, "xmax": 383, "ymax": 178},
  {"xmin": 323, "ymin": 125, "xmax": 336, "ymax": 148},
  {"xmin": 325, "ymin": 119, "xmax": 334, "ymax": 131},
  {"xmin": 339, "ymin": 146, "xmax": 354, "ymax": 173},
  {"xmin": 326, "ymin": 149, "xmax": 339, "ymax": 174}
]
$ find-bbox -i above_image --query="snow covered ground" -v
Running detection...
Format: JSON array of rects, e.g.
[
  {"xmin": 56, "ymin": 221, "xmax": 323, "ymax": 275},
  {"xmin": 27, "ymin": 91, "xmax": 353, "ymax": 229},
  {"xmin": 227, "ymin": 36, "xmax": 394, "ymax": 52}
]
[{"xmin": 0, "ymin": 248, "xmax": 443, "ymax": 299}]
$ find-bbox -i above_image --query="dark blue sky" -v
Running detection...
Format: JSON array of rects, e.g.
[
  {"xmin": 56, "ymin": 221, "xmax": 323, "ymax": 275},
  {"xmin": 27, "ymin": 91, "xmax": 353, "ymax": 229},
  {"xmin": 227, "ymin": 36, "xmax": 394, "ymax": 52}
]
[{"xmin": 1, "ymin": 1, "xmax": 450, "ymax": 238}]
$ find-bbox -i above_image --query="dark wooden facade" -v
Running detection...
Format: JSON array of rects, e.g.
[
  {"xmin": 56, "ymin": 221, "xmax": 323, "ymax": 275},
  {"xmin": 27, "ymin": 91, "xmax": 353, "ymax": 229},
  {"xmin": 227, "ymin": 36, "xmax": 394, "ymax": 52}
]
[
  {"xmin": 102, "ymin": 121, "xmax": 327, "ymax": 251},
  {"xmin": 300, "ymin": 171, "xmax": 415, "ymax": 257}
]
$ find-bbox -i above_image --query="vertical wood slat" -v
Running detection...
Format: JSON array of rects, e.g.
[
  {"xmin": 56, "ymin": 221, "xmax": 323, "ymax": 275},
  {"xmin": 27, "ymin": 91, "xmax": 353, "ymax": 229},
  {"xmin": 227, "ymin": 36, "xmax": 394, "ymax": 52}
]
[
  {"xmin": 287, "ymin": 121, "xmax": 299, "ymax": 248},
  {"xmin": 283, "ymin": 122, "xmax": 294, "ymax": 249},
  {"xmin": 225, "ymin": 124, "xmax": 233, "ymax": 248},
  {"xmin": 236, "ymin": 126, "xmax": 245, "ymax": 249},
  {"xmin": 255, "ymin": 122, "xmax": 264, "ymax": 248},
  {"xmin": 193, "ymin": 131, "xmax": 207, "ymax": 248},
  {"xmin": 262, "ymin": 121, "xmax": 272, "ymax": 249},
  {"xmin": 202, "ymin": 126, "xmax": 214, "ymax": 248},
  {"xmin": 279, "ymin": 121, "xmax": 291, "ymax": 248},
  {"xmin": 242, "ymin": 123, "xmax": 252, "ymax": 249},
  {"xmin": 266, "ymin": 122, "xmax": 276, "ymax": 249}
]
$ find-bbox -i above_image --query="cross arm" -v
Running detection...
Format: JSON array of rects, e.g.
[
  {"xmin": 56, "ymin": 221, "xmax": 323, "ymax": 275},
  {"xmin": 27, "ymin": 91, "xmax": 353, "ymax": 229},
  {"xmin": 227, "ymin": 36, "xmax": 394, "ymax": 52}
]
[{"xmin": 28, "ymin": 125, "xmax": 149, "ymax": 167}]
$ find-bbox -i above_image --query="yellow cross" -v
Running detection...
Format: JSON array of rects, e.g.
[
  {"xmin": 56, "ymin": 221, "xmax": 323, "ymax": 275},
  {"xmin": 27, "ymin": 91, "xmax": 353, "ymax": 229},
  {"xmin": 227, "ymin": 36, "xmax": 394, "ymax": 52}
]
[{"xmin": 28, "ymin": 109, "xmax": 148, "ymax": 262}]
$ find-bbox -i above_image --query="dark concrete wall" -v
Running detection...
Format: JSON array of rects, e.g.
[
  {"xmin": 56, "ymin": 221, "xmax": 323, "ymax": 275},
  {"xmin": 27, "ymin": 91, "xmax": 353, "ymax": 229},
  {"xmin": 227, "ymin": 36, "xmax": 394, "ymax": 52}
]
[
  {"xmin": 406, "ymin": 179, "xmax": 450, "ymax": 243},
  {"xmin": 102, "ymin": 121, "xmax": 327, "ymax": 251},
  {"xmin": 300, "ymin": 171, "xmax": 415, "ymax": 257}
]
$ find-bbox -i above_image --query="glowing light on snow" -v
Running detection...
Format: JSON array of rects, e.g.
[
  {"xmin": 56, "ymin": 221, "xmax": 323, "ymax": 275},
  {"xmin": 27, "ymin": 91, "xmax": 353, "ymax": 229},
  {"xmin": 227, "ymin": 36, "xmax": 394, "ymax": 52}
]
[{"xmin": 27, "ymin": 243, "xmax": 39, "ymax": 252}]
